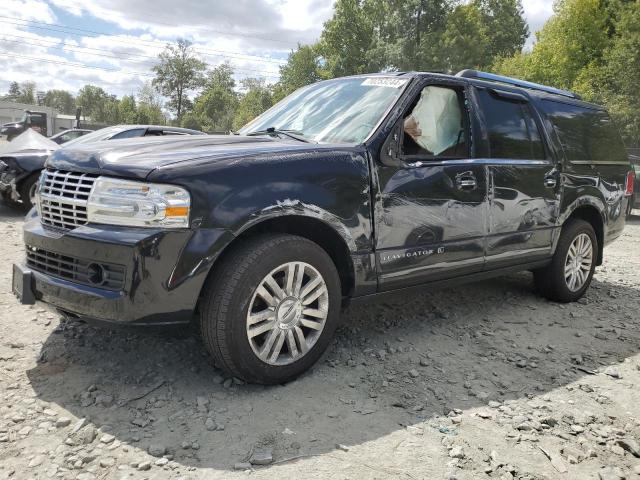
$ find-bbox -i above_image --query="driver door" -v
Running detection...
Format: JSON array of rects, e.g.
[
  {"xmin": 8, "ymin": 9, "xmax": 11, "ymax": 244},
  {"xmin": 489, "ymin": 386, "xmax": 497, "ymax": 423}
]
[{"xmin": 374, "ymin": 80, "xmax": 488, "ymax": 291}]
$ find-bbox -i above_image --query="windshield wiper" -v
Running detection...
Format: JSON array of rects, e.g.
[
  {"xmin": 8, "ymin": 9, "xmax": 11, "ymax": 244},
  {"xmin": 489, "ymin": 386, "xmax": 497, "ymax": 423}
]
[{"xmin": 246, "ymin": 127, "xmax": 315, "ymax": 144}]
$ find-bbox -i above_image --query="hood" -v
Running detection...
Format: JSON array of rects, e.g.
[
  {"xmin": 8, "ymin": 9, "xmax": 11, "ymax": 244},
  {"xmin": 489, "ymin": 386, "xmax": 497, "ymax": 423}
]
[{"xmin": 47, "ymin": 134, "xmax": 336, "ymax": 179}]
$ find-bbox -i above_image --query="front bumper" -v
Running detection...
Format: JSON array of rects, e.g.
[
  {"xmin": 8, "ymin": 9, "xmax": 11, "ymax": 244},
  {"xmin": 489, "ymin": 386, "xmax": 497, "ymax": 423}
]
[{"xmin": 14, "ymin": 212, "xmax": 234, "ymax": 325}]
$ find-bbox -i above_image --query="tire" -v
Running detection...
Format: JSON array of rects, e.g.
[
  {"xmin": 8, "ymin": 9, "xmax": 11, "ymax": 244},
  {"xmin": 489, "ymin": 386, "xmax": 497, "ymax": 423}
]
[
  {"xmin": 199, "ymin": 233, "xmax": 342, "ymax": 384},
  {"xmin": 18, "ymin": 172, "xmax": 40, "ymax": 210},
  {"xmin": 534, "ymin": 219, "xmax": 598, "ymax": 302}
]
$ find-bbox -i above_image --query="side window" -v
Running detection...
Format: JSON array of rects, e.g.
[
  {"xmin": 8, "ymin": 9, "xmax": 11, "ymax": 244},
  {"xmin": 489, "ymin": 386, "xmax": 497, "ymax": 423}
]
[
  {"xmin": 401, "ymin": 85, "xmax": 468, "ymax": 158},
  {"xmin": 477, "ymin": 89, "xmax": 545, "ymax": 160},
  {"xmin": 540, "ymin": 100, "xmax": 626, "ymax": 163},
  {"xmin": 111, "ymin": 128, "xmax": 146, "ymax": 140}
]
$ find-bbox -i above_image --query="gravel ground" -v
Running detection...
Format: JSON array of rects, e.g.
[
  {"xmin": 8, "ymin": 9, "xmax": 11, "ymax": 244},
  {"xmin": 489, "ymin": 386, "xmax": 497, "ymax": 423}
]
[{"xmin": 1, "ymin": 203, "xmax": 640, "ymax": 480}]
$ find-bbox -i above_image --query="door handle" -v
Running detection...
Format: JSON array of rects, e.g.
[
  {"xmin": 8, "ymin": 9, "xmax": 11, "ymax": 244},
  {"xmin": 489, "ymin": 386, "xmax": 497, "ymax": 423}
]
[
  {"xmin": 456, "ymin": 176, "xmax": 477, "ymax": 190},
  {"xmin": 544, "ymin": 177, "xmax": 557, "ymax": 188}
]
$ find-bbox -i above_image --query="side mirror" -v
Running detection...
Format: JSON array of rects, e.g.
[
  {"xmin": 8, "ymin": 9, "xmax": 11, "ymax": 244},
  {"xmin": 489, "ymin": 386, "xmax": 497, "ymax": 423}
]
[{"xmin": 380, "ymin": 120, "xmax": 405, "ymax": 167}]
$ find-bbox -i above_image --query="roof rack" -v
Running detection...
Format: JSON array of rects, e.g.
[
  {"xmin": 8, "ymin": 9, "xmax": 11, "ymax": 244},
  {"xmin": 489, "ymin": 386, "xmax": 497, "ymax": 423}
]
[{"xmin": 456, "ymin": 69, "xmax": 581, "ymax": 100}]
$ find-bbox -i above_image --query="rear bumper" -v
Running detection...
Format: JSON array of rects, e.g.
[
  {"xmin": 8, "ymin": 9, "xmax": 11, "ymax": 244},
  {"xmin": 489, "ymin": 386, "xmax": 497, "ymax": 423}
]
[{"xmin": 15, "ymin": 212, "xmax": 234, "ymax": 325}]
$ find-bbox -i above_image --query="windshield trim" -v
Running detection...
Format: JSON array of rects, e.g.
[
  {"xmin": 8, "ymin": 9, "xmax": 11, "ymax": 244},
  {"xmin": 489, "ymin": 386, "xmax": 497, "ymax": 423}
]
[{"xmin": 238, "ymin": 75, "xmax": 413, "ymax": 145}]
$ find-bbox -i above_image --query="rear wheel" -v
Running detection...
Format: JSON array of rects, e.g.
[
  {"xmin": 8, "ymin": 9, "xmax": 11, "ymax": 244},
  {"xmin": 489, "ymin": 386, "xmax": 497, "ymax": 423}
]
[
  {"xmin": 534, "ymin": 219, "xmax": 597, "ymax": 302},
  {"xmin": 199, "ymin": 234, "xmax": 341, "ymax": 384}
]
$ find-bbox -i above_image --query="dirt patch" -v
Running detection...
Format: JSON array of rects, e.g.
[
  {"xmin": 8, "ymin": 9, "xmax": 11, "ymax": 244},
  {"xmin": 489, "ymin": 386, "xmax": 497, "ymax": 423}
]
[{"xmin": 2, "ymin": 202, "xmax": 640, "ymax": 479}]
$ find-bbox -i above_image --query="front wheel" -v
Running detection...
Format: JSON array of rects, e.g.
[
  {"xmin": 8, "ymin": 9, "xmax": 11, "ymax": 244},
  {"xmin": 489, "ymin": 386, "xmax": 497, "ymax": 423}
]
[
  {"xmin": 199, "ymin": 234, "xmax": 342, "ymax": 384},
  {"xmin": 534, "ymin": 219, "xmax": 597, "ymax": 302}
]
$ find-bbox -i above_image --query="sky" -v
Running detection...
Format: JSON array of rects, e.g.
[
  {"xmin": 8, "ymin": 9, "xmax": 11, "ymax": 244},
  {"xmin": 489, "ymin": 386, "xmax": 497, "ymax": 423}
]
[{"xmin": 0, "ymin": 0, "xmax": 555, "ymax": 99}]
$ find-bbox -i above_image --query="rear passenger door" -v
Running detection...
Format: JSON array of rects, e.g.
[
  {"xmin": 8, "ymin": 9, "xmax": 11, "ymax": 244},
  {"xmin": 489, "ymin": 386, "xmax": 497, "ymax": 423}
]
[{"xmin": 473, "ymin": 87, "xmax": 560, "ymax": 268}]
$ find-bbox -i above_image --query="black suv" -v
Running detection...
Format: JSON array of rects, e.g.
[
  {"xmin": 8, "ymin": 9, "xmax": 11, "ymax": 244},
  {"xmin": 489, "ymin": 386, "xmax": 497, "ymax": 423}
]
[{"xmin": 12, "ymin": 70, "xmax": 635, "ymax": 384}]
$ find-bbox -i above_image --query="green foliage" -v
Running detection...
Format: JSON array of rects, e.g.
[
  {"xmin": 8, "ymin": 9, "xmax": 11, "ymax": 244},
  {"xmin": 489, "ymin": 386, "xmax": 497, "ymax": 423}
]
[
  {"xmin": 313, "ymin": 0, "xmax": 527, "ymax": 74},
  {"xmin": 233, "ymin": 78, "xmax": 274, "ymax": 130},
  {"xmin": 76, "ymin": 85, "xmax": 112, "ymax": 122},
  {"xmin": 276, "ymin": 44, "xmax": 325, "ymax": 100},
  {"xmin": 4, "ymin": 81, "xmax": 38, "ymax": 104},
  {"xmin": 319, "ymin": 0, "xmax": 375, "ymax": 76},
  {"xmin": 493, "ymin": 0, "xmax": 639, "ymax": 145},
  {"xmin": 43, "ymin": 89, "xmax": 76, "ymax": 115},
  {"xmin": 152, "ymin": 39, "xmax": 207, "ymax": 120},
  {"xmin": 118, "ymin": 95, "xmax": 138, "ymax": 124},
  {"xmin": 191, "ymin": 63, "xmax": 238, "ymax": 133},
  {"xmin": 136, "ymin": 82, "xmax": 166, "ymax": 125}
]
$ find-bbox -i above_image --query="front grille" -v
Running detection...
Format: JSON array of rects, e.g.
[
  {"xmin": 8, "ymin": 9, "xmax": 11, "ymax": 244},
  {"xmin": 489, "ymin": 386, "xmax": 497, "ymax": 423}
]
[
  {"xmin": 39, "ymin": 169, "xmax": 99, "ymax": 230},
  {"xmin": 26, "ymin": 246, "xmax": 126, "ymax": 291}
]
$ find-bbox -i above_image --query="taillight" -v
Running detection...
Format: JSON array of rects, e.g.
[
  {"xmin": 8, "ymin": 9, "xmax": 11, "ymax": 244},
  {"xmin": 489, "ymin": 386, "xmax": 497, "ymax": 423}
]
[{"xmin": 625, "ymin": 170, "xmax": 635, "ymax": 196}]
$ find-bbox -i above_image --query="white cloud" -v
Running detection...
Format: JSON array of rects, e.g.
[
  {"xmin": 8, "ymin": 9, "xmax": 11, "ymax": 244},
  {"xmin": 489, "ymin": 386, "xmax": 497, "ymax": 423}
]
[
  {"xmin": 522, "ymin": 0, "xmax": 555, "ymax": 48},
  {"xmin": 0, "ymin": 0, "xmax": 555, "ymax": 98},
  {"xmin": 2, "ymin": 0, "xmax": 57, "ymax": 22}
]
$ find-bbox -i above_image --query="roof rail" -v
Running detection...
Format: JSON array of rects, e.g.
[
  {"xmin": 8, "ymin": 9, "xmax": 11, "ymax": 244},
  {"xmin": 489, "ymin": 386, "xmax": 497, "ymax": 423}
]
[{"xmin": 456, "ymin": 69, "xmax": 581, "ymax": 100}]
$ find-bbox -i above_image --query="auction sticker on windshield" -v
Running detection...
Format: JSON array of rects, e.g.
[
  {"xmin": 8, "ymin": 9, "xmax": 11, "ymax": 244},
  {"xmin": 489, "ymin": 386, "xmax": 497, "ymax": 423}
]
[{"xmin": 361, "ymin": 78, "xmax": 408, "ymax": 88}]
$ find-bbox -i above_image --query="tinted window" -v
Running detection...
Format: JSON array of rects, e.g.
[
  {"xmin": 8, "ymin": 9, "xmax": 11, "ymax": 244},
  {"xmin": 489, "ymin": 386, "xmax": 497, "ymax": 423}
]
[
  {"xmin": 477, "ymin": 89, "xmax": 545, "ymax": 160},
  {"xmin": 541, "ymin": 100, "xmax": 626, "ymax": 162},
  {"xmin": 111, "ymin": 128, "xmax": 146, "ymax": 140}
]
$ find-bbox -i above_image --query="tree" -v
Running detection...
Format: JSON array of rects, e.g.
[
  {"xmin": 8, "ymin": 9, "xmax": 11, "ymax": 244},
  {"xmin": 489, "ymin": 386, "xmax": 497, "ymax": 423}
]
[
  {"xmin": 118, "ymin": 95, "xmax": 138, "ymax": 124},
  {"xmin": 233, "ymin": 78, "xmax": 274, "ymax": 130},
  {"xmin": 593, "ymin": 1, "xmax": 640, "ymax": 146},
  {"xmin": 494, "ymin": 0, "xmax": 608, "ymax": 89},
  {"xmin": 43, "ymin": 90, "xmax": 76, "ymax": 114},
  {"xmin": 319, "ymin": 0, "xmax": 375, "ymax": 77},
  {"xmin": 7, "ymin": 81, "xmax": 37, "ymax": 104},
  {"xmin": 276, "ymin": 44, "xmax": 325, "ymax": 99},
  {"xmin": 190, "ymin": 63, "xmax": 238, "ymax": 133},
  {"xmin": 76, "ymin": 85, "xmax": 110, "ymax": 122},
  {"xmin": 441, "ymin": 3, "xmax": 490, "ymax": 72},
  {"xmin": 152, "ymin": 39, "xmax": 206, "ymax": 121},
  {"xmin": 493, "ymin": 0, "xmax": 640, "ymax": 145},
  {"xmin": 474, "ymin": 0, "xmax": 528, "ymax": 60},
  {"xmin": 2, "ymin": 81, "xmax": 21, "ymax": 100},
  {"xmin": 137, "ymin": 82, "xmax": 166, "ymax": 125}
]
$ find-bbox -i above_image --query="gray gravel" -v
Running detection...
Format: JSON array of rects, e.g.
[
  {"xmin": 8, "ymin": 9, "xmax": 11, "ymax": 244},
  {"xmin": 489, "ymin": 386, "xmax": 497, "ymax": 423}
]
[{"xmin": 1, "ymin": 202, "xmax": 640, "ymax": 479}]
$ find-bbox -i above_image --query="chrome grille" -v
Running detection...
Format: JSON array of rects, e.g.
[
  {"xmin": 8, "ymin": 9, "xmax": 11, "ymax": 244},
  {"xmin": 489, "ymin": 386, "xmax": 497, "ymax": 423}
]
[
  {"xmin": 38, "ymin": 169, "xmax": 99, "ymax": 230},
  {"xmin": 26, "ymin": 245, "xmax": 126, "ymax": 291}
]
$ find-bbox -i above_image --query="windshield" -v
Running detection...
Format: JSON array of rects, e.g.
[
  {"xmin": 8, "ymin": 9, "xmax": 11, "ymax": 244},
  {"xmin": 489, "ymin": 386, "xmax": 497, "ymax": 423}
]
[
  {"xmin": 62, "ymin": 125, "xmax": 128, "ymax": 147},
  {"xmin": 238, "ymin": 77, "xmax": 409, "ymax": 144}
]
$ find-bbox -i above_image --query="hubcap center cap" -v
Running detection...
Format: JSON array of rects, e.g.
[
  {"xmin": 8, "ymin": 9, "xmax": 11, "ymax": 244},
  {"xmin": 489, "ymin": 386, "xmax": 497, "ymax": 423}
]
[{"xmin": 276, "ymin": 297, "xmax": 302, "ymax": 328}]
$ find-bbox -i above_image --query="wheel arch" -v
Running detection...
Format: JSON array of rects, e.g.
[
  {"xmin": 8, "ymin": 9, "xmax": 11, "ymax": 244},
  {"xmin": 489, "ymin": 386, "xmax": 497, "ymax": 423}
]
[{"xmin": 197, "ymin": 214, "xmax": 356, "ymax": 311}]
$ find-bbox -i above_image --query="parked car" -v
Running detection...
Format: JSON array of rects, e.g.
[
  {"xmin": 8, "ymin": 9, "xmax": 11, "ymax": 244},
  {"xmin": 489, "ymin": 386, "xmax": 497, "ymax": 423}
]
[
  {"xmin": 0, "ymin": 125, "xmax": 205, "ymax": 209},
  {"xmin": 13, "ymin": 71, "xmax": 634, "ymax": 385},
  {"xmin": 49, "ymin": 129, "xmax": 93, "ymax": 145}
]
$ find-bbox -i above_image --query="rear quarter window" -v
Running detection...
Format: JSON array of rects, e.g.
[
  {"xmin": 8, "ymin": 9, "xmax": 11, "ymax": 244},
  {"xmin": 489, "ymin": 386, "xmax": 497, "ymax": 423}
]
[{"xmin": 540, "ymin": 100, "xmax": 626, "ymax": 163}]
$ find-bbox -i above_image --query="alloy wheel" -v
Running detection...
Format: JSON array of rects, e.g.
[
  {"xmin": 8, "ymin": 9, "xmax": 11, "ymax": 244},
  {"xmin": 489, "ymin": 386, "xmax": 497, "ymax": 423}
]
[
  {"xmin": 564, "ymin": 233, "xmax": 593, "ymax": 292},
  {"xmin": 246, "ymin": 261, "xmax": 329, "ymax": 366}
]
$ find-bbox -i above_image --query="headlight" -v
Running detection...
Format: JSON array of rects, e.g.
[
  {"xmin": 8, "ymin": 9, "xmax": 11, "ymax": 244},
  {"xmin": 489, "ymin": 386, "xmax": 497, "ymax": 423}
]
[{"xmin": 87, "ymin": 177, "xmax": 190, "ymax": 228}]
